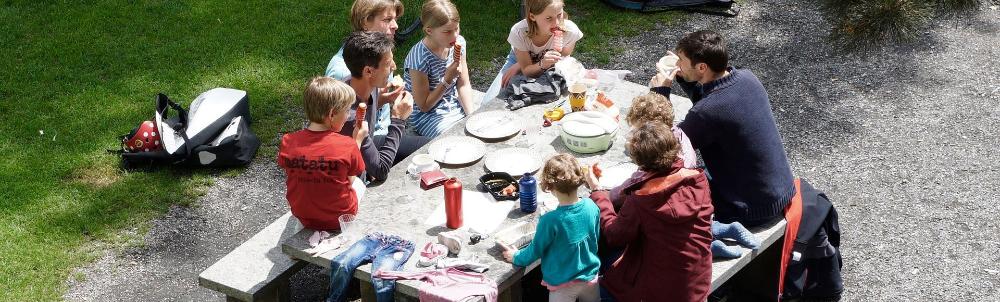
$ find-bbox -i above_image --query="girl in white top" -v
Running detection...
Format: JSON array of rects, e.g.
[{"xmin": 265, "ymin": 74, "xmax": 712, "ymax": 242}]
[
  {"xmin": 403, "ymin": 0, "xmax": 475, "ymax": 137},
  {"xmin": 500, "ymin": 0, "xmax": 584, "ymax": 88}
]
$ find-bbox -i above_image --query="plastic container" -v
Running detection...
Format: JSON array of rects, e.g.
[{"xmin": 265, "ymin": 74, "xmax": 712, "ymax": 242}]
[
  {"xmin": 559, "ymin": 111, "xmax": 619, "ymax": 154},
  {"xmin": 519, "ymin": 173, "xmax": 537, "ymax": 213},
  {"xmin": 479, "ymin": 172, "xmax": 518, "ymax": 201},
  {"xmin": 495, "ymin": 221, "xmax": 537, "ymax": 249}
]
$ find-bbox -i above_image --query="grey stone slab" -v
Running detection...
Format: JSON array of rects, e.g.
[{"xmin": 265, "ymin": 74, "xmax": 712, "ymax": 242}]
[{"xmin": 200, "ymin": 212, "xmax": 306, "ymax": 301}]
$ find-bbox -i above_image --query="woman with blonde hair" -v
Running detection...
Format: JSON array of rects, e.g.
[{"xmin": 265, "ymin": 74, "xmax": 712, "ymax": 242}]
[
  {"xmin": 326, "ymin": 0, "xmax": 406, "ymax": 139},
  {"xmin": 326, "ymin": 0, "xmax": 404, "ymax": 80}
]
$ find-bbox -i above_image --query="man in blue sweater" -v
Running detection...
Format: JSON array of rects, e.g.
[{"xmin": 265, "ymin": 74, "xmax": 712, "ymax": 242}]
[{"xmin": 650, "ymin": 30, "xmax": 795, "ymax": 228}]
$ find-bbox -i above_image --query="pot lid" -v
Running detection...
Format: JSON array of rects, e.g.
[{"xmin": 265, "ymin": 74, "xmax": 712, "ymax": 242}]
[{"xmin": 561, "ymin": 111, "xmax": 618, "ymax": 137}]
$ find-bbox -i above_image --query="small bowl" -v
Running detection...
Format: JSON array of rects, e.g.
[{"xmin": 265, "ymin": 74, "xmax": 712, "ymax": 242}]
[
  {"xmin": 479, "ymin": 172, "xmax": 519, "ymax": 201},
  {"xmin": 408, "ymin": 154, "xmax": 439, "ymax": 174}
]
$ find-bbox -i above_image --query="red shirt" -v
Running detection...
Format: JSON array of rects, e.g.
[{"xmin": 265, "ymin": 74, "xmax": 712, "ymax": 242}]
[{"xmin": 278, "ymin": 129, "xmax": 364, "ymax": 230}]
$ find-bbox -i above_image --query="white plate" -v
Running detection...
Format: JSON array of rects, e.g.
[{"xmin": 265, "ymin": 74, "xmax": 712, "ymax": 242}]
[
  {"xmin": 465, "ymin": 110, "xmax": 522, "ymax": 139},
  {"xmin": 427, "ymin": 136, "xmax": 486, "ymax": 165},
  {"xmin": 484, "ymin": 147, "xmax": 542, "ymax": 176},
  {"xmin": 599, "ymin": 163, "xmax": 640, "ymax": 189}
]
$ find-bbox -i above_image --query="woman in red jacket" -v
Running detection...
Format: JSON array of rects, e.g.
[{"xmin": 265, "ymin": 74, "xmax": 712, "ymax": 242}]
[{"xmin": 586, "ymin": 122, "xmax": 714, "ymax": 302}]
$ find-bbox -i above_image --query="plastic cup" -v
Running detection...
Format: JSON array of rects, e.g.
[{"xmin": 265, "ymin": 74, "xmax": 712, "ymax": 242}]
[
  {"xmin": 523, "ymin": 118, "xmax": 541, "ymax": 149},
  {"xmin": 569, "ymin": 83, "xmax": 587, "ymax": 112},
  {"xmin": 395, "ymin": 173, "xmax": 417, "ymax": 204},
  {"xmin": 338, "ymin": 214, "xmax": 357, "ymax": 237}
]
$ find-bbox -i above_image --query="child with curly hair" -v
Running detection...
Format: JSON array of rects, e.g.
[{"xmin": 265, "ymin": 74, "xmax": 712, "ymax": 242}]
[{"xmin": 501, "ymin": 154, "xmax": 601, "ymax": 302}]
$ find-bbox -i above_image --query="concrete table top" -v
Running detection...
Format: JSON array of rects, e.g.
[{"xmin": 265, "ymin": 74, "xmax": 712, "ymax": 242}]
[{"xmin": 282, "ymin": 80, "xmax": 697, "ymax": 299}]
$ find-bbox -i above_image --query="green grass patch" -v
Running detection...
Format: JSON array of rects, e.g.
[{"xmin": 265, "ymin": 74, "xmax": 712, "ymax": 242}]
[{"xmin": 0, "ymin": 1, "xmax": 675, "ymax": 300}]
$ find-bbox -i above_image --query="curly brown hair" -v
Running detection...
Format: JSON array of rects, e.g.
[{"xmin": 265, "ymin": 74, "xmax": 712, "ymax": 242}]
[
  {"xmin": 539, "ymin": 153, "xmax": 585, "ymax": 194},
  {"xmin": 626, "ymin": 93, "xmax": 675, "ymax": 128},
  {"xmin": 627, "ymin": 122, "xmax": 680, "ymax": 172}
]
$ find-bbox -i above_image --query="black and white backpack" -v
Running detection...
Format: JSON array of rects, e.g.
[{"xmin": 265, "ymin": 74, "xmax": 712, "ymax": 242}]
[{"xmin": 119, "ymin": 88, "xmax": 260, "ymax": 168}]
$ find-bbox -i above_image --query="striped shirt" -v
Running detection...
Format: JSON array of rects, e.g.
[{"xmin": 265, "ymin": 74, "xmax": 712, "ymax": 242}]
[{"xmin": 403, "ymin": 36, "xmax": 467, "ymax": 138}]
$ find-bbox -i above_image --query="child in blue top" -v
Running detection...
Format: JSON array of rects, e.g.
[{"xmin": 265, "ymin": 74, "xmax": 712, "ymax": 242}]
[
  {"xmin": 403, "ymin": 0, "xmax": 475, "ymax": 138},
  {"xmin": 502, "ymin": 154, "xmax": 601, "ymax": 302}
]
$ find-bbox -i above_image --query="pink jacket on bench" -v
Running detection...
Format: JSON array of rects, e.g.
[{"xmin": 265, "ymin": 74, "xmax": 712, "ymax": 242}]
[{"xmin": 374, "ymin": 267, "xmax": 498, "ymax": 302}]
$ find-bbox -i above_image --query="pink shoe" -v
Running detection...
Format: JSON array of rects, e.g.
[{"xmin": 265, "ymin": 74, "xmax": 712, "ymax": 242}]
[{"xmin": 418, "ymin": 242, "xmax": 449, "ymax": 267}]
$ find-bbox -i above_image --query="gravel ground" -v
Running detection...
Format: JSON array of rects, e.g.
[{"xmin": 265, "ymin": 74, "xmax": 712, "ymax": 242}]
[{"xmin": 66, "ymin": 0, "xmax": 1000, "ymax": 301}]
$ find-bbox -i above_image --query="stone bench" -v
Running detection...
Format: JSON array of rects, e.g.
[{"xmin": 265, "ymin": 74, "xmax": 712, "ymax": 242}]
[
  {"xmin": 278, "ymin": 218, "xmax": 786, "ymax": 302},
  {"xmin": 199, "ymin": 212, "xmax": 306, "ymax": 302},
  {"xmin": 711, "ymin": 217, "xmax": 788, "ymax": 300}
]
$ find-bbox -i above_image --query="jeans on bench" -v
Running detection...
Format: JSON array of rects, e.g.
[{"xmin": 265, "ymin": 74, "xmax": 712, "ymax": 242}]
[{"xmin": 328, "ymin": 232, "xmax": 415, "ymax": 302}]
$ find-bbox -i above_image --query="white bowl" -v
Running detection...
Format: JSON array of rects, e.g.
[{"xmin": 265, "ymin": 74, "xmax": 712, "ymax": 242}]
[{"xmin": 408, "ymin": 154, "xmax": 439, "ymax": 174}]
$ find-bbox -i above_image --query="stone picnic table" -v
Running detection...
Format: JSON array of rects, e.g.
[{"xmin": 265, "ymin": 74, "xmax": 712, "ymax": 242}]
[{"xmin": 280, "ymin": 80, "xmax": 786, "ymax": 301}]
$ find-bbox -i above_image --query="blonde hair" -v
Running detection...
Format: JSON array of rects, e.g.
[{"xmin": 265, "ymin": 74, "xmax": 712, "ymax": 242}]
[
  {"xmin": 350, "ymin": 0, "xmax": 405, "ymax": 32},
  {"xmin": 524, "ymin": 0, "xmax": 566, "ymax": 37},
  {"xmin": 626, "ymin": 93, "xmax": 675, "ymax": 127},
  {"xmin": 421, "ymin": 0, "xmax": 460, "ymax": 30},
  {"xmin": 303, "ymin": 77, "xmax": 355, "ymax": 124},
  {"xmin": 540, "ymin": 154, "xmax": 585, "ymax": 194}
]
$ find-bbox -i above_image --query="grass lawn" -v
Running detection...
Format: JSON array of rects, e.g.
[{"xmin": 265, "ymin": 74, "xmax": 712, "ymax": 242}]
[{"xmin": 0, "ymin": 1, "xmax": 679, "ymax": 300}]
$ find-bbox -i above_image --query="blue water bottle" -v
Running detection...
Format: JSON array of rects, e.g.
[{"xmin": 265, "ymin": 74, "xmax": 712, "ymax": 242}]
[{"xmin": 519, "ymin": 172, "xmax": 537, "ymax": 213}]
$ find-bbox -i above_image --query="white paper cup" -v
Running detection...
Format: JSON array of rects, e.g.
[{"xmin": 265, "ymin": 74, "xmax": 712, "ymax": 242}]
[{"xmin": 657, "ymin": 55, "xmax": 679, "ymax": 75}]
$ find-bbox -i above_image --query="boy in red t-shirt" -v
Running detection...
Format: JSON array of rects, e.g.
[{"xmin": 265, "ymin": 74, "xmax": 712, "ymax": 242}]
[{"xmin": 278, "ymin": 77, "xmax": 369, "ymax": 231}]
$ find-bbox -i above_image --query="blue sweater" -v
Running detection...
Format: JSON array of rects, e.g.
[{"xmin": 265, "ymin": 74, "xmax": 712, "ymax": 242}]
[
  {"xmin": 653, "ymin": 68, "xmax": 795, "ymax": 226},
  {"xmin": 512, "ymin": 198, "xmax": 600, "ymax": 287}
]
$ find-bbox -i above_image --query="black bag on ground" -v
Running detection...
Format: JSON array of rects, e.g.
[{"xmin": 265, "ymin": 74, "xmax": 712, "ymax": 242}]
[
  {"xmin": 602, "ymin": 0, "xmax": 739, "ymax": 17},
  {"xmin": 783, "ymin": 179, "xmax": 844, "ymax": 301},
  {"xmin": 185, "ymin": 115, "xmax": 259, "ymax": 166},
  {"xmin": 119, "ymin": 88, "xmax": 260, "ymax": 167}
]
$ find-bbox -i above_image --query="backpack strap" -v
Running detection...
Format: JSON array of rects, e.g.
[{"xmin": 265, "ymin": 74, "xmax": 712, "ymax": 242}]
[
  {"xmin": 155, "ymin": 93, "xmax": 194, "ymax": 163},
  {"xmin": 156, "ymin": 93, "xmax": 188, "ymax": 131},
  {"xmin": 677, "ymin": 3, "xmax": 739, "ymax": 17},
  {"xmin": 778, "ymin": 178, "xmax": 804, "ymax": 301}
]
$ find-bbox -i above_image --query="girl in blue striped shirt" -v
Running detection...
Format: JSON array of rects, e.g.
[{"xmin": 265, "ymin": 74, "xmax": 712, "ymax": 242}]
[{"xmin": 403, "ymin": 0, "xmax": 476, "ymax": 138}]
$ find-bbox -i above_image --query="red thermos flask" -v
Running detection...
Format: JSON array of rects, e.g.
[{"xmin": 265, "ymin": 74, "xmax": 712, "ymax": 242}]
[{"xmin": 444, "ymin": 177, "xmax": 463, "ymax": 229}]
